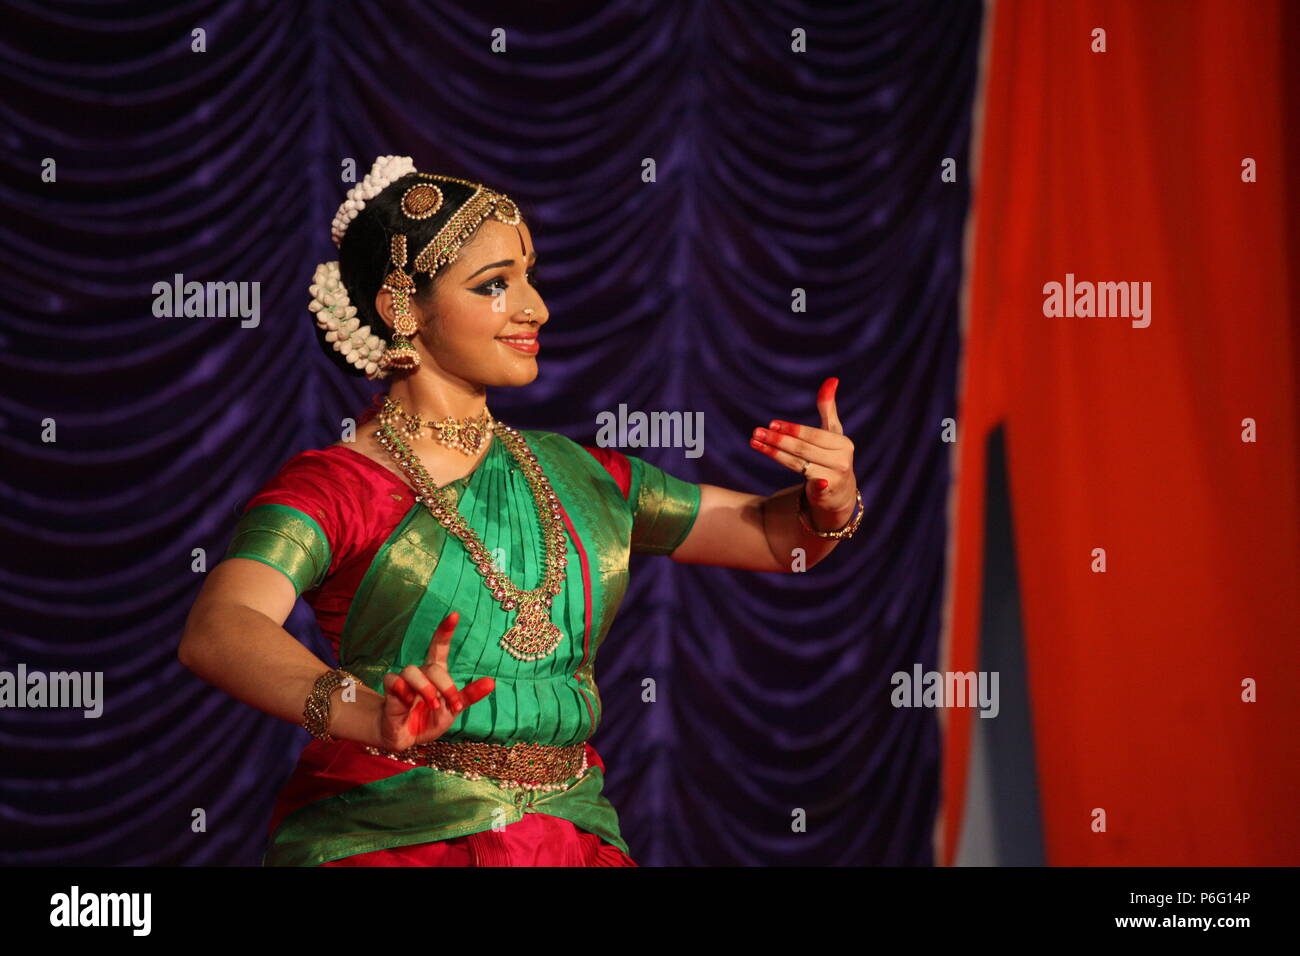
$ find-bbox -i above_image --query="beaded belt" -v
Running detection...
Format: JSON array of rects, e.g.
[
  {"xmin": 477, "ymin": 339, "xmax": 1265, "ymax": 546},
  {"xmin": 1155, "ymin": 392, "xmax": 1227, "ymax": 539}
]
[{"xmin": 360, "ymin": 739, "xmax": 590, "ymax": 792}]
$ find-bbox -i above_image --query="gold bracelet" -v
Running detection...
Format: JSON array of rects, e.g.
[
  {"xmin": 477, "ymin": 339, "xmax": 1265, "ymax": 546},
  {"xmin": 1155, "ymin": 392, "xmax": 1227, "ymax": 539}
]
[
  {"xmin": 303, "ymin": 668, "xmax": 360, "ymax": 743},
  {"xmin": 797, "ymin": 487, "xmax": 864, "ymax": 540}
]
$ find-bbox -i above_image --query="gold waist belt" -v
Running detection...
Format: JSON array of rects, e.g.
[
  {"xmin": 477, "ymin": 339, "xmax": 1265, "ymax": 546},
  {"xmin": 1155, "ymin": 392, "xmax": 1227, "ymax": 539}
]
[{"xmin": 361, "ymin": 738, "xmax": 590, "ymax": 792}]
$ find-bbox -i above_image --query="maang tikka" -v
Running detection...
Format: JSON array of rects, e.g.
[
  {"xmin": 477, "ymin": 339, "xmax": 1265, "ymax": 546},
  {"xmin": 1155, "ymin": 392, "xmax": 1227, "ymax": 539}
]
[{"xmin": 379, "ymin": 233, "xmax": 421, "ymax": 371}]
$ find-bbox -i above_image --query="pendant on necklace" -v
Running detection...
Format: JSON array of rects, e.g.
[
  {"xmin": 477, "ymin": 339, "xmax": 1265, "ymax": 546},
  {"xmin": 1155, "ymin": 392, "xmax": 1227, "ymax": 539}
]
[
  {"xmin": 429, "ymin": 415, "xmax": 492, "ymax": 456},
  {"xmin": 500, "ymin": 595, "xmax": 564, "ymax": 662}
]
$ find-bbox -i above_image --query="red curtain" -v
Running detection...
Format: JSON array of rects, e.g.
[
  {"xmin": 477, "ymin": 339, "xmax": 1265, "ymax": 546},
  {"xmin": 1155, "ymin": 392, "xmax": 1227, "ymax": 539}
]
[{"xmin": 941, "ymin": 0, "xmax": 1300, "ymax": 865}]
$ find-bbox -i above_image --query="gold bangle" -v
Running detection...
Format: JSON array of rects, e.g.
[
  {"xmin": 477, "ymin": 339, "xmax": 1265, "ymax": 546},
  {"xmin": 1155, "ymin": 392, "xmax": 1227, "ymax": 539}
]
[
  {"xmin": 303, "ymin": 668, "xmax": 360, "ymax": 743},
  {"xmin": 798, "ymin": 487, "xmax": 864, "ymax": 540}
]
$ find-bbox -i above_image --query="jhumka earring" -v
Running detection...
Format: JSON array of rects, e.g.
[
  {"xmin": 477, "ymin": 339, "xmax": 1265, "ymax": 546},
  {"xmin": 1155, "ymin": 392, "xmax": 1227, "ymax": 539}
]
[{"xmin": 379, "ymin": 233, "xmax": 421, "ymax": 371}]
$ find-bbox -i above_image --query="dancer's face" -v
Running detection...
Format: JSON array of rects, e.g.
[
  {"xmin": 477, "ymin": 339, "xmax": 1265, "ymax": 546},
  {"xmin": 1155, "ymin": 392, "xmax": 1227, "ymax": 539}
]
[{"xmin": 400, "ymin": 218, "xmax": 549, "ymax": 388}]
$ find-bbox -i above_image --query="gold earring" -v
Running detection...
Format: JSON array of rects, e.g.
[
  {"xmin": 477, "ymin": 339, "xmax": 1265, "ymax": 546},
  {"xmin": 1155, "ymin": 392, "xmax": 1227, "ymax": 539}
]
[{"xmin": 379, "ymin": 234, "xmax": 421, "ymax": 371}]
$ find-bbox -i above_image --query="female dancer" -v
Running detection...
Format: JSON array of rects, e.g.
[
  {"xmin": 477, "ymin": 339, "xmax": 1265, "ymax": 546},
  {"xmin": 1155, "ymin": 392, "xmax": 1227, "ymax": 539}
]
[{"xmin": 178, "ymin": 156, "xmax": 862, "ymax": 866}]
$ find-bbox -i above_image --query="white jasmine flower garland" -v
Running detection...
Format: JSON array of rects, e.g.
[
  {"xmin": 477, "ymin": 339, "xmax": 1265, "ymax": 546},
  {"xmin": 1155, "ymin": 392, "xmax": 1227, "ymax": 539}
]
[
  {"xmin": 308, "ymin": 261, "xmax": 386, "ymax": 378},
  {"xmin": 330, "ymin": 154, "xmax": 416, "ymax": 247},
  {"xmin": 310, "ymin": 155, "xmax": 417, "ymax": 380}
]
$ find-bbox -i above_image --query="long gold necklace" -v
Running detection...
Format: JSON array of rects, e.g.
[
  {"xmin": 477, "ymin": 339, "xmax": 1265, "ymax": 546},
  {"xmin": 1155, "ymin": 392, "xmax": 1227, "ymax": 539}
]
[{"xmin": 376, "ymin": 395, "xmax": 568, "ymax": 662}]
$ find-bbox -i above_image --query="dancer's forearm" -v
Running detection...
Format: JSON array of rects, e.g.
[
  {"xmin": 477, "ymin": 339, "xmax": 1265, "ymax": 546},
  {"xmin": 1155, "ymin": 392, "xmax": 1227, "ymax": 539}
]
[
  {"xmin": 670, "ymin": 482, "xmax": 852, "ymax": 571},
  {"xmin": 179, "ymin": 576, "xmax": 385, "ymax": 747}
]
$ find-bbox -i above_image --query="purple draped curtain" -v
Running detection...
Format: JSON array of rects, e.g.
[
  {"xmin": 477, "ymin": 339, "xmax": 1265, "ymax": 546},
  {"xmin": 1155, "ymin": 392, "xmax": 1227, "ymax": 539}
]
[{"xmin": 0, "ymin": 0, "xmax": 980, "ymax": 865}]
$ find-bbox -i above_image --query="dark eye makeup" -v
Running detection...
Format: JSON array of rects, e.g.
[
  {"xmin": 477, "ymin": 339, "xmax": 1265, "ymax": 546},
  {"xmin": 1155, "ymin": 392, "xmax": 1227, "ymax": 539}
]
[{"xmin": 472, "ymin": 268, "xmax": 539, "ymax": 296}]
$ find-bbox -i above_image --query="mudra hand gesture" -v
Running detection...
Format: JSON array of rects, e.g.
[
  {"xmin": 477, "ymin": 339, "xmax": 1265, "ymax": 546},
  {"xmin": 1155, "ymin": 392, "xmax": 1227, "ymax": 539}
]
[
  {"xmin": 378, "ymin": 610, "xmax": 495, "ymax": 751},
  {"xmin": 750, "ymin": 377, "xmax": 858, "ymax": 528}
]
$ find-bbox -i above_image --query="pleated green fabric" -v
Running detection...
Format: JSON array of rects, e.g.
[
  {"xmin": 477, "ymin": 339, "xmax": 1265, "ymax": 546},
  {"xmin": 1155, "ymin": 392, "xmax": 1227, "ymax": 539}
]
[
  {"xmin": 338, "ymin": 430, "xmax": 638, "ymax": 743},
  {"xmin": 256, "ymin": 429, "xmax": 700, "ymax": 864}
]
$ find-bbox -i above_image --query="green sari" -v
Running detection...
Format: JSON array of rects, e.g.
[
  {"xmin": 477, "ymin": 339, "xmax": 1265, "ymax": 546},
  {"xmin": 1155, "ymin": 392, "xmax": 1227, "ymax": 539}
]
[{"xmin": 222, "ymin": 427, "xmax": 700, "ymax": 865}]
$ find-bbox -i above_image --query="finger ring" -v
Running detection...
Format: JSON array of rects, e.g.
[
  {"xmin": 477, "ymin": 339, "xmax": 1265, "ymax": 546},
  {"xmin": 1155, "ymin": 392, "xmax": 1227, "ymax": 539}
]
[{"xmin": 800, "ymin": 458, "xmax": 809, "ymax": 476}]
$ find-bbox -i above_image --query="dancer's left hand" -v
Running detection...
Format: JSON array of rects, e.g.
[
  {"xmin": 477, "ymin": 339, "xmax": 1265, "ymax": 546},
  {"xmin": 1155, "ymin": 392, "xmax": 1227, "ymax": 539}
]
[{"xmin": 749, "ymin": 377, "xmax": 858, "ymax": 530}]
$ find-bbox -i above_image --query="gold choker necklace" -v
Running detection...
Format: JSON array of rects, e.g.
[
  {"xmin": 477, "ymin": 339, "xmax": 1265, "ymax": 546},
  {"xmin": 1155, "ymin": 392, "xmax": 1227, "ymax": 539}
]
[
  {"xmin": 376, "ymin": 394, "xmax": 568, "ymax": 662},
  {"xmin": 383, "ymin": 399, "xmax": 494, "ymax": 456}
]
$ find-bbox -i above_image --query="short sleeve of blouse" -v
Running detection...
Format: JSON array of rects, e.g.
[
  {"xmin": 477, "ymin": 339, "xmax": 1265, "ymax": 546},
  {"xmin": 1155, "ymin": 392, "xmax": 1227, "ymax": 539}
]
[
  {"xmin": 221, "ymin": 451, "xmax": 348, "ymax": 597},
  {"xmin": 583, "ymin": 445, "xmax": 702, "ymax": 555}
]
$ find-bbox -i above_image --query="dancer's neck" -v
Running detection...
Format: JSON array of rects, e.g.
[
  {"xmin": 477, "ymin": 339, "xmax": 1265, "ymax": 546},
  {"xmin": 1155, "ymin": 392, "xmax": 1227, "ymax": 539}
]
[{"xmin": 386, "ymin": 376, "xmax": 487, "ymax": 423}]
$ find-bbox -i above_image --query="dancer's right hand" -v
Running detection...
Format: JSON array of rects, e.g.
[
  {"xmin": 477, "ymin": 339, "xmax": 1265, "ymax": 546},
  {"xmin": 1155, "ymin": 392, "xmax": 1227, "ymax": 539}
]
[{"xmin": 377, "ymin": 610, "xmax": 495, "ymax": 751}]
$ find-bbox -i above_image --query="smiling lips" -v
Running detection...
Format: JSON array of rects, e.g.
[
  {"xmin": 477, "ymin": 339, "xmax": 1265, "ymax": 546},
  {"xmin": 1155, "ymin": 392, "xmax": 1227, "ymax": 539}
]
[{"xmin": 496, "ymin": 334, "xmax": 540, "ymax": 355}]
